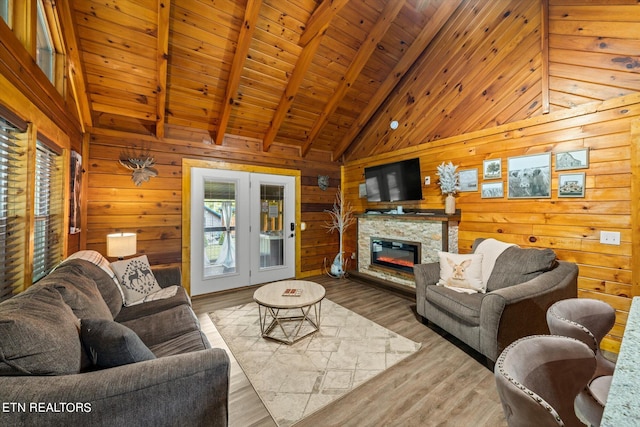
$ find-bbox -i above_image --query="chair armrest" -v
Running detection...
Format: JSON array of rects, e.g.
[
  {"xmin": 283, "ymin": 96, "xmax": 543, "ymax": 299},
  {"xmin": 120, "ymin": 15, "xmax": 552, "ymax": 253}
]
[
  {"xmin": 0, "ymin": 348, "xmax": 230, "ymax": 427},
  {"xmin": 414, "ymin": 262, "xmax": 440, "ymax": 301},
  {"xmin": 152, "ymin": 266, "xmax": 182, "ymax": 288},
  {"xmin": 480, "ymin": 261, "xmax": 578, "ymax": 361}
]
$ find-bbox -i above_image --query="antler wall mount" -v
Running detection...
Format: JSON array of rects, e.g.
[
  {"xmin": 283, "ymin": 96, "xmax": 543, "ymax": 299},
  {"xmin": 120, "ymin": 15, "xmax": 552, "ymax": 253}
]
[{"xmin": 119, "ymin": 147, "xmax": 158, "ymax": 186}]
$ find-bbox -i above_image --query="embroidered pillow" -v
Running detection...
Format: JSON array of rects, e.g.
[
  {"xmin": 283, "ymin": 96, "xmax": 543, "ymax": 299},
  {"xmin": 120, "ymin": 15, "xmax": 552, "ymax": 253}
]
[
  {"xmin": 110, "ymin": 255, "xmax": 162, "ymax": 306},
  {"xmin": 436, "ymin": 252, "xmax": 485, "ymax": 294}
]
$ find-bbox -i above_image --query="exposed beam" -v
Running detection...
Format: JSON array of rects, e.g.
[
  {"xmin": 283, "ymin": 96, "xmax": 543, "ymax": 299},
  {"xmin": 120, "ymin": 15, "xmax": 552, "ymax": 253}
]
[
  {"xmin": 56, "ymin": 0, "xmax": 93, "ymax": 131},
  {"xmin": 333, "ymin": 0, "xmax": 463, "ymax": 160},
  {"xmin": 214, "ymin": 0, "xmax": 263, "ymax": 145},
  {"xmin": 263, "ymin": 0, "xmax": 346, "ymax": 152},
  {"xmin": 300, "ymin": 0, "xmax": 405, "ymax": 157},
  {"xmin": 541, "ymin": 0, "xmax": 550, "ymax": 114},
  {"xmin": 155, "ymin": 0, "xmax": 171, "ymax": 139},
  {"xmin": 298, "ymin": 0, "xmax": 349, "ymax": 47}
]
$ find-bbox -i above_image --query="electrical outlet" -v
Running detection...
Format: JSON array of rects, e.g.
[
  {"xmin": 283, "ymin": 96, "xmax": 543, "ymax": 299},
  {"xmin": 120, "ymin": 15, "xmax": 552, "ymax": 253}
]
[
  {"xmin": 351, "ymin": 252, "xmax": 356, "ymax": 259},
  {"xmin": 600, "ymin": 231, "xmax": 621, "ymax": 245},
  {"xmin": 424, "ymin": 176, "xmax": 431, "ymax": 185}
]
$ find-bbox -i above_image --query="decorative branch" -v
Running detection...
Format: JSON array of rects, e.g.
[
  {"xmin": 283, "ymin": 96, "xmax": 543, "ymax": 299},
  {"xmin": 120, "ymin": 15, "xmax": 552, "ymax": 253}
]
[
  {"xmin": 323, "ymin": 186, "xmax": 355, "ymax": 277},
  {"xmin": 436, "ymin": 161, "xmax": 460, "ymax": 195}
]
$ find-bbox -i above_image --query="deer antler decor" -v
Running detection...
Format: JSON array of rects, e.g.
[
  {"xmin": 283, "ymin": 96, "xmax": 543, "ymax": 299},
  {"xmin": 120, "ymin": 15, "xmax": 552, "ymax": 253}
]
[{"xmin": 119, "ymin": 147, "xmax": 158, "ymax": 186}]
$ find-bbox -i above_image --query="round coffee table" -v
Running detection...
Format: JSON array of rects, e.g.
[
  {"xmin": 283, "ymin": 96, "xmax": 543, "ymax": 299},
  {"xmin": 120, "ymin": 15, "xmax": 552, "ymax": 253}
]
[{"xmin": 253, "ymin": 280, "xmax": 326, "ymax": 344}]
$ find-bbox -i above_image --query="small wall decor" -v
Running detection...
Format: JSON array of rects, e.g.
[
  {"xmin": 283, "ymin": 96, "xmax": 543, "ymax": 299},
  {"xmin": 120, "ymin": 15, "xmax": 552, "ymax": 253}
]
[
  {"xmin": 483, "ymin": 158, "xmax": 502, "ymax": 179},
  {"xmin": 318, "ymin": 175, "xmax": 329, "ymax": 191},
  {"xmin": 70, "ymin": 150, "xmax": 82, "ymax": 234},
  {"xmin": 558, "ymin": 172, "xmax": 586, "ymax": 198},
  {"xmin": 507, "ymin": 153, "xmax": 551, "ymax": 199},
  {"xmin": 556, "ymin": 148, "xmax": 589, "ymax": 171},
  {"xmin": 119, "ymin": 147, "xmax": 158, "ymax": 186},
  {"xmin": 459, "ymin": 168, "xmax": 478, "ymax": 192},
  {"xmin": 481, "ymin": 182, "xmax": 504, "ymax": 198}
]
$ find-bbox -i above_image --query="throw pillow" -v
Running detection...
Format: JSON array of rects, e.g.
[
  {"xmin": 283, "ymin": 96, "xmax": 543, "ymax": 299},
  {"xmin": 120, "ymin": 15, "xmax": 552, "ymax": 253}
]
[
  {"xmin": 436, "ymin": 252, "xmax": 485, "ymax": 294},
  {"xmin": 110, "ymin": 255, "xmax": 162, "ymax": 306},
  {"xmin": 80, "ymin": 318, "xmax": 156, "ymax": 368},
  {"xmin": 485, "ymin": 246, "xmax": 558, "ymax": 292},
  {"xmin": 0, "ymin": 286, "xmax": 82, "ymax": 375}
]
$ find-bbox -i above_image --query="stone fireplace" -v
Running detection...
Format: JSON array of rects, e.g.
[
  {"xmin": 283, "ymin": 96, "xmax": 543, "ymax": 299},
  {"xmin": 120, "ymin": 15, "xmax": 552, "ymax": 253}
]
[{"xmin": 357, "ymin": 212, "xmax": 459, "ymax": 289}]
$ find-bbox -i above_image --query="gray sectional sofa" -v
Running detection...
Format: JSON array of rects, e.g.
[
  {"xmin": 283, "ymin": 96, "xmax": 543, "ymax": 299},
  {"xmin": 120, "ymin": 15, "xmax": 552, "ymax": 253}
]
[
  {"xmin": 415, "ymin": 238, "xmax": 578, "ymax": 365},
  {"xmin": 0, "ymin": 253, "xmax": 229, "ymax": 427}
]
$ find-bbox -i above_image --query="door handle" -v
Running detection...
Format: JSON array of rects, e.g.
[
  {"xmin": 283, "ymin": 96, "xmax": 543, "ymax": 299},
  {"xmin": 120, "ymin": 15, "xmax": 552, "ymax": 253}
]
[{"xmin": 289, "ymin": 222, "xmax": 295, "ymax": 238}]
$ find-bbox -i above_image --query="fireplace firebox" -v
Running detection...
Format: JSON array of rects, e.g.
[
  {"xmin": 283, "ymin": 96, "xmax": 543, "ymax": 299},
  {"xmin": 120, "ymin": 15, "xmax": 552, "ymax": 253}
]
[{"xmin": 370, "ymin": 238, "xmax": 421, "ymax": 274}]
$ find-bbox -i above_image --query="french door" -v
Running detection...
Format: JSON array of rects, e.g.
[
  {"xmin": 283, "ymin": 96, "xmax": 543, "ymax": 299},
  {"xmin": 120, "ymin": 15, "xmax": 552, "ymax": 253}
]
[{"xmin": 190, "ymin": 168, "xmax": 296, "ymax": 295}]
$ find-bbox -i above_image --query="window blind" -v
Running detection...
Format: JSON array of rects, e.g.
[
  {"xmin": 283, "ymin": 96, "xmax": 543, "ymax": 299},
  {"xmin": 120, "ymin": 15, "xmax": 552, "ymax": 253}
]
[
  {"xmin": 0, "ymin": 116, "xmax": 27, "ymax": 302},
  {"xmin": 32, "ymin": 139, "xmax": 62, "ymax": 282}
]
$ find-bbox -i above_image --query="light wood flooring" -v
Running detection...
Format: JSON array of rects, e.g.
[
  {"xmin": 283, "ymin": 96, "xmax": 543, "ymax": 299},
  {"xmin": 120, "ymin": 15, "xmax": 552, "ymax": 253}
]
[{"xmin": 192, "ymin": 275, "xmax": 508, "ymax": 427}]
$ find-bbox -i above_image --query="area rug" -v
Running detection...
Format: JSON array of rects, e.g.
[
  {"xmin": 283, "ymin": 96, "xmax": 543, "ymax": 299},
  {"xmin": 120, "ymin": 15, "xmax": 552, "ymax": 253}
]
[{"xmin": 209, "ymin": 299, "xmax": 421, "ymax": 427}]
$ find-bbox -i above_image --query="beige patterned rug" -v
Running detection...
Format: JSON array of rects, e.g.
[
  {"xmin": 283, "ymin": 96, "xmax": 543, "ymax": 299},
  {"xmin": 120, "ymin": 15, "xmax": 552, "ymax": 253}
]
[{"xmin": 209, "ymin": 299, "xmax": 421, "ymax": 427}]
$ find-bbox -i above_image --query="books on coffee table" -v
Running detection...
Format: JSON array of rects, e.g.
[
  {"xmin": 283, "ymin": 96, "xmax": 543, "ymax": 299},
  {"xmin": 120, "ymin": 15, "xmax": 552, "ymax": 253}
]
[{"xmin": 282, "ymin": 288, "xmax": 303, "ymax": 297}]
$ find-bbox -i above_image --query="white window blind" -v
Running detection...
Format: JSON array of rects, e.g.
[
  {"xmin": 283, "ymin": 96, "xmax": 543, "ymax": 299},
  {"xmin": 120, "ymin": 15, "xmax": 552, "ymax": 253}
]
[
  {"xmin": 0, "ymin": 115, "xmax": 27, "ymax": 302},
  {"xmin": 33, "ymin": 138, "xmax": 62, "ymax": 282}
]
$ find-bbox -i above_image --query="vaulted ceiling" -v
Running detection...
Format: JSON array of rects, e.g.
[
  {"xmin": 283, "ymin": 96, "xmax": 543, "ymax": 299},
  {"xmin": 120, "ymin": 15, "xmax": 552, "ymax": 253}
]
[{"xmin": 63, "ymin": 0, "xmax": 548, "ymax": 162}]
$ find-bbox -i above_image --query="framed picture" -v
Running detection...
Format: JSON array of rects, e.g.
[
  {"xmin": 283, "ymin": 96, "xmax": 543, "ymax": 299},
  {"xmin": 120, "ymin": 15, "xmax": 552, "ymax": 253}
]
[
  {"xmin": 483, "ymin": 158, "xmax": 502, "ymax": 179},
  {"xmin": 507, "ymin": 153, "xmax": 551, "ymax": 199},
  {"xmin": 458, "ymin": 168, "xmax": 478, "ymax": 192},
  {"xmin": 555, "ymin": 148, "xmax": 589, "ymax": 171},
  {"xmin": 481, "ymin": 182, "xmax": 503, "ymax": 198},
  {"xmin": 558, "ymin": 172, "xmax": 586, "ymax": 198}
]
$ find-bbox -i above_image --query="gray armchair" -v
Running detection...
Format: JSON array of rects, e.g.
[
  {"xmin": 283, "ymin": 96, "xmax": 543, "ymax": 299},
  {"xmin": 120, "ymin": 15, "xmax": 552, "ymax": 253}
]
[{"xmin": 414, "ymin": 239, "xmax": 578, "ymax": 364}]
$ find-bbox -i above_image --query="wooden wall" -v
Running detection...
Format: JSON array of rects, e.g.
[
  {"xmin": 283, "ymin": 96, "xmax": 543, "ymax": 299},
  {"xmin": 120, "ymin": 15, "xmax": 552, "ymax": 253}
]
[
  {"xmin": 84, "ymin": 125, "xmax": 341, "ymax": 278},
  {"xmin": 342, "ymin": 93, "xmax": 640, "ymax": 353}
]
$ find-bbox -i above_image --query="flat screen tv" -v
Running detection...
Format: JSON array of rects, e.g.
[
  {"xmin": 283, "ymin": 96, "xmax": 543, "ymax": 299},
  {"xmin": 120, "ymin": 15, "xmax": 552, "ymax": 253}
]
[{"xmin": 364, "ymin": 158, "xmax": 423, "ymax": 202}]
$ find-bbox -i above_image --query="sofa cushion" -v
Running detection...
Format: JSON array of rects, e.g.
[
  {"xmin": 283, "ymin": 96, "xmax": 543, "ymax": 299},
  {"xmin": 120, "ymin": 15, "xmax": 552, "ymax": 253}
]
[
  {"xmin": 426, "ymin": 285, "xmax": 483, "ymax": 325},
  {"xmin": 120, "ymin": 304, "xmax": 201, "ymax": 348},
  {"xmin": 148, "ymin": 330, "xmax": 211, "ymax": 358},
  {"xmin": 110, "ymin": 255, "xmax": 162, "ymax": 306},
  {"xmin": 114, "ymin": 286, "xmax": 191, "ymax": 323},
  {"xmin": 80, "ymin": 318, "xmax": 156, "ymax": 368},
  {"xmin": 0, "ymin": 286, "xmax": 82, "ymax": 375},
  {"xmin": 48, "ymin": 263, "xmax": 114, "ymax": 321},
  {"xmin": 436, "ymin": 252, "xmax": 485, "ymax": 293},
  {"xmin": 485, "ymin": 246, "xmax": 558, "ymax": 292},
  {"xmin": 62, "ymin": 258, "xmax": 124, "ymax": 317}
]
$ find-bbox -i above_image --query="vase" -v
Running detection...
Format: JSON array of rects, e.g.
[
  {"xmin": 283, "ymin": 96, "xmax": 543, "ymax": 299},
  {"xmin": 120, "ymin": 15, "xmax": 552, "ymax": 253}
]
[{"xmin": 445, "ymin": 194, "xmax": 456, "ymax": 215}]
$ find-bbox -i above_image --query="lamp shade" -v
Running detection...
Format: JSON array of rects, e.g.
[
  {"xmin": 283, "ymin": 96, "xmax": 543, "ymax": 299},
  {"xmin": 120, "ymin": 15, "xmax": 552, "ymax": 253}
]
[{"xmin": 106, "ymin": 232, "xmax": 137, "ymax": 258}]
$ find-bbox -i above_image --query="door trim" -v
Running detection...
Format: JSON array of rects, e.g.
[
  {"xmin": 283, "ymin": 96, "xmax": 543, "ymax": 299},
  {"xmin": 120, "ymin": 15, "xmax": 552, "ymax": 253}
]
[{"xmin": 182, "ymin": 159, "xmax": 301, "ymax": 295}]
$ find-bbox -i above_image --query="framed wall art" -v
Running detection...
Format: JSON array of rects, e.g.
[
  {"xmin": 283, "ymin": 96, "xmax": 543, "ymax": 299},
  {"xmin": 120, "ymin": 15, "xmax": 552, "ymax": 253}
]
[
  {"xmin": 459, "ymin": 168, "xmax": 478, "ymax": 192},
  {"xmin": 481, "ymin": 182, "xmax": 503, "ymax": 198},
  {"xmin": 555, "ymin": 148, "xmax": 589, "ymax": 171},
  {"xmin": 483, "ymin": 158, "xmax": 501, "ymax": 179},
  {"xmin": 558, "ymin": 172, "xmax": 586, "ymax": 198},
  {"xmin": 507, "ymin": 153, "xmax": 551, "ymax": 199}
]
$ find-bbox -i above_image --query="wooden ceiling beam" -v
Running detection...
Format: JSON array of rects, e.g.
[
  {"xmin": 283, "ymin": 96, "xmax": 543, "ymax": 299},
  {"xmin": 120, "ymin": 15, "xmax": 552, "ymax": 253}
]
[
  {"xmin": 298, "ymin": 0, "xmax": 349, "ymax": 47},
  {"xmin": 155, "ymin": 0, "xmax": 171, "ymax": 139},
  {"xmin": 333, "ymin": 0, "xmax": 463, "ymax": 160},
  {"xmin": 263, "ymin": 0, "xmax": 347, "ymax": 152},
  {"xmin": 56, "ymin": 0, "xmax": 93, "ymax": 132},
  {"xmin": 214, "ymin": 0, "xmax": 263, "ymax": 145},
  {"xmin": 300, "ymin": 0, "xmax": 405, "ymax": 157}
]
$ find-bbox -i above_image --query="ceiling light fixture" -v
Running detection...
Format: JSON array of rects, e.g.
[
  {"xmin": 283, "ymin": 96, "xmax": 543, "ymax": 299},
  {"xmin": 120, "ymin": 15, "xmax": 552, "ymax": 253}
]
[{"xmin": 390, "ymin": 120, "xmax": 399, "ymax": 130}]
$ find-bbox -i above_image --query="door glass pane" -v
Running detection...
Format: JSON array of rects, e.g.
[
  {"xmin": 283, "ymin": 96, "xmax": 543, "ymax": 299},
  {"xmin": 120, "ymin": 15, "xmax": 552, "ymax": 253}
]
[
  {"xmin": 203, "ymin": 179, "xmax": 236, "ymax": 278},
  {"xmin": 259, "ymin": 184, "xmax": 284, "ymax": 268}
]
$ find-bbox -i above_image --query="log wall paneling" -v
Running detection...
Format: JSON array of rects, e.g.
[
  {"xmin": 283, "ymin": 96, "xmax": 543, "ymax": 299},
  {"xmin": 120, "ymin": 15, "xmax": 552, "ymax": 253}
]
[
  {"xmin": 85, "ymin": 126, "xmax": 341, "ymax": 279},
  {"xmin": 342, "ymin": 94, "xmax": 640, "ymax": 354}
]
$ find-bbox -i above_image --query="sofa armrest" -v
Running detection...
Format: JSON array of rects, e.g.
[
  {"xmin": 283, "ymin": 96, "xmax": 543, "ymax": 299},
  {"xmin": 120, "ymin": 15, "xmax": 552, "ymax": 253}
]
[
  {"xmin": 414, "ymin": 263, "xmax": 440, "ymax": 318},
  {"xmin": 0, "ymin": 348, "xmax": 230, "ymax": 427},
  {"xmin": 152, "ymin": 266, "xmax": 182, "ymax": 288},
  {"xmin": 480, "ymin": 261, "xmax": 578, "ymax": 361}
]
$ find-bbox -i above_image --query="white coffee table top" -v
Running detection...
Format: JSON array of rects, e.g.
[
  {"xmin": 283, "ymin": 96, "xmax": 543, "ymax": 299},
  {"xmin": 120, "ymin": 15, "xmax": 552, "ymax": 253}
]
[{"xmin": 253, "ymin": 280, "xmax": 325, "ymax": 309}]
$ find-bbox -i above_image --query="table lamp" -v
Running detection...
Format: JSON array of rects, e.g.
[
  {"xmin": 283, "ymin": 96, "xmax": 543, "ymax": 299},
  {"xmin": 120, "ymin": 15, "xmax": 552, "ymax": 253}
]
[{"xmin": 106, "ymin": 232, "xmax": 137, "ymax": 260}]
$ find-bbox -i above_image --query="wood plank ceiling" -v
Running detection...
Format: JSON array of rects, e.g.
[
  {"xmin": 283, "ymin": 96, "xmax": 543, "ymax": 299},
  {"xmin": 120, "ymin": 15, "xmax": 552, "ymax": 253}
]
[{"xmin": 67, "ymin": 0, "xmax": 465, "ymax": 161}]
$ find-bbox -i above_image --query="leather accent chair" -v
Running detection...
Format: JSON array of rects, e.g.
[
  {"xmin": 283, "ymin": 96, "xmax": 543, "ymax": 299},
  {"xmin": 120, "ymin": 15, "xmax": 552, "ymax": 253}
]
[
  {"xmin": 547, "ymin": 298, "xmax": 616, "ymax": 426},
  {"xmin": 495, "ymin": 335, "xmax": 596, "ymax": 427}
]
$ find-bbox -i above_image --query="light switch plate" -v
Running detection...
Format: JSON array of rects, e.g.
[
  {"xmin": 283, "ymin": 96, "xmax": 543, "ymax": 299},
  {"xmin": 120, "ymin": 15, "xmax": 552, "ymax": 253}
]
[
  {"xmin": 600, "ymin": 231, "xmax": 621, "ymax": 245},
  {"xmin": 424, "ymin": 176, "xmax": 431, "ymax": 185}
]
